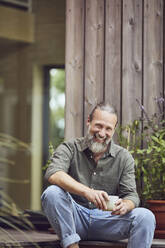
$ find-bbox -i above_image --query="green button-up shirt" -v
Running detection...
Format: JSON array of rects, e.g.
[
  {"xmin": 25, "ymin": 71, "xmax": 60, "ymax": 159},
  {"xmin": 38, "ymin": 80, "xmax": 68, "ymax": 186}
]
[{"xmin": 45, "ymin": 137, "xmax": 140, "ymax": 209}]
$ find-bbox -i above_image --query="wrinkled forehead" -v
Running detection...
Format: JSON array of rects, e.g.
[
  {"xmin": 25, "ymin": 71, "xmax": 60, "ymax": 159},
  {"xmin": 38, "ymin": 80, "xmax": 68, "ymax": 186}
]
[{"xmin": 91, "ymin": 109, "xmax": 117, "ymax": 125}]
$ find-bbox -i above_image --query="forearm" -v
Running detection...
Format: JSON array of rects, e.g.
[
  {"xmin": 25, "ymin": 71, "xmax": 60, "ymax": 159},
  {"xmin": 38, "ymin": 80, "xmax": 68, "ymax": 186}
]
[
  {"xmin": 48, "ymin": 171, "xmax": 90, "ymax": 197},
  {"xmin": 48, "ymin": 170, "xmax": 109, "ymax": 210},
  {"xmin": 123, "ymin": 199, "xmax": 135, "ymax": 212}
]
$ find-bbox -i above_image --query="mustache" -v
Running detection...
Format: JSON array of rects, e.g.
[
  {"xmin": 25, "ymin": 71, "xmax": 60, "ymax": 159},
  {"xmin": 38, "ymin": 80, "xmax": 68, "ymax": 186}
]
[
  {"xmin": 87, "ymin": 132, "xmax": 111, "ymax": 146},
  {"xmin": 95, "ymin": 132, "xmax": 106, "ymax": 140},
  {"xmin": 86, "ymin": 134, "xmax": 110, "ymax": 153}
]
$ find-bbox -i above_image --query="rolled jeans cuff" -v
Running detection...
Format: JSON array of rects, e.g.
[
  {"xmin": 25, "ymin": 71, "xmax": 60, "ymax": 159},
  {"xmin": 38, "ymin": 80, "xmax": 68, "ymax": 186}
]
[{"xmin": 62, "ymin": 233, "xmax": 81, "ymax": 248}]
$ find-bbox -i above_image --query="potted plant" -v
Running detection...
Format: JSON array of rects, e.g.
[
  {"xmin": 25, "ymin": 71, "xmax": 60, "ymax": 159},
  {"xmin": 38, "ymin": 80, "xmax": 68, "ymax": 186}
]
[{"xmin": 116, "ymin": 96, "xmax": 165, "ymax": 238}]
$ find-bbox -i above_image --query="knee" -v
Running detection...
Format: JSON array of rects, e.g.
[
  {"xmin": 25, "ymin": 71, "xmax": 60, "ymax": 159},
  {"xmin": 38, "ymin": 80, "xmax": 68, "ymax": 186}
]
[
  {"xmin": 133, "ymin": 207, "xmax": 156, "ymax": 229},
  {"xmin": 41, "ymin": 185, "xmax": 66, "ymax": 205}
]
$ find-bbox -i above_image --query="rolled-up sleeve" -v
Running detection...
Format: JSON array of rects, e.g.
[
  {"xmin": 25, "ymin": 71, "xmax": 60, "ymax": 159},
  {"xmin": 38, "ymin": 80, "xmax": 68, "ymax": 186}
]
[
  {"xmin": 45, "ymin": 142, "xmax": 73, "ymax": 181},
  {"xmin": 119, "ymin": 151, "xmax": 140, "ymax": 207}
]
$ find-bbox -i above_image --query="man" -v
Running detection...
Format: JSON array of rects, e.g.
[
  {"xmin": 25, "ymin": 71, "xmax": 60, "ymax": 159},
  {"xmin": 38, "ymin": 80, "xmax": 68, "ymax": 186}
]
[{"xmin": 41, "ymin": 103, "xmax": 155, "ymax": 248}]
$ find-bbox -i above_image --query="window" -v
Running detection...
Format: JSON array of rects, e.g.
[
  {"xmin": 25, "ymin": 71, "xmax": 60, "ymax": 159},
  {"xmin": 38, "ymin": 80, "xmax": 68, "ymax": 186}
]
[
  {"xmin": 42, "ymin": 66, "xmax": 65, "ymax": 178},
  {"xmin": 49, "ymin": 68, "xmax": 65, "ymax": 148}
]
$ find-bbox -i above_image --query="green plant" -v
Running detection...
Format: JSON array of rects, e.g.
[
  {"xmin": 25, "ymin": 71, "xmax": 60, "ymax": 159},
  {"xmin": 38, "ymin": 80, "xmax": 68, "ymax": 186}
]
[
  {"xmin": 42, "ymin": 142, "xmax": 54, "ymax": 172},
  {"xmin": 141, "ymin": 126, "xmax": 165, "ymax": 199},
  {"xmin": 116, "ymin": 97, "xmax": 165, "ymax": 202},
  {"xmin": 116, "ymin": 120, "xmax": 143, "ymax": 199},
  {"xmin": 0, "ymin": 133, "xmax": 41, "ymax": 247}
]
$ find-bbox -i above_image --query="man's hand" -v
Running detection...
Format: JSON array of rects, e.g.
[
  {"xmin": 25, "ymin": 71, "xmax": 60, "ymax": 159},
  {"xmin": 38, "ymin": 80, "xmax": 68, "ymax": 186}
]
[
  {"xmin": 84, "ymin": 188, "xmax": 109, "ymax": 210},
  {"xmin": 112, "ymin": 199, "xmax": 135, "ymax": 215},
  {"xmin": 49, "ymin": 171, "xmax": 109, "ymax": 210}
]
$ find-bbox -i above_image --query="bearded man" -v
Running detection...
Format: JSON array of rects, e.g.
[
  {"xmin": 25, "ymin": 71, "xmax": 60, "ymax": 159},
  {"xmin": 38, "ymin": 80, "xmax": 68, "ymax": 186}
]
[{"xmin": 41, "ymin": 103, "xmax": 155, "ymax": 248}]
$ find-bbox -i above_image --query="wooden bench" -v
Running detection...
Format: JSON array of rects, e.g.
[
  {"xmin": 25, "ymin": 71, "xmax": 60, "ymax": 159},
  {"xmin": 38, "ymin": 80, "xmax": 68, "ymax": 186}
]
[{"xmin": 0, "ymin": 230, "xmax": 165, "ymax": 248}]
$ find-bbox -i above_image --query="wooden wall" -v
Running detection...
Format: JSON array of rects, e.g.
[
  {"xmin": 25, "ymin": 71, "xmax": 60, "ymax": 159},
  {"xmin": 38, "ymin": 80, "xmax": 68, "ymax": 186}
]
[{"xmin": 65, "ymin": 0, "xmax": 164, "ymax": 139}]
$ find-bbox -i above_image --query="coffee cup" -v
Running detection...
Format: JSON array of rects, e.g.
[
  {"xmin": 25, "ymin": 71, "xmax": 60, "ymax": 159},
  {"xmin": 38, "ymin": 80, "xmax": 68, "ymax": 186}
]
[{"xmin": 106, "ymin": 195, "xmax": 119, "ymax": 211}]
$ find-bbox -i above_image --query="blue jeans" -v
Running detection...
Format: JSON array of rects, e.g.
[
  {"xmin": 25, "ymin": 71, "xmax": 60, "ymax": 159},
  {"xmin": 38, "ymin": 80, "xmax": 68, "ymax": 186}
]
[{"xmin": 41, "ymin": 185, "xmax": 156, "ymax": 248}]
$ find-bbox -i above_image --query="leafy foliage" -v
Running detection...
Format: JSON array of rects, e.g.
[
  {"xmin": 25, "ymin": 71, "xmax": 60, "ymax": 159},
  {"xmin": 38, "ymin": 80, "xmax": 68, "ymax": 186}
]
[
  {"xmin": 116, "ymin": 97, "xmax": 165, "ymax": 201},
  {"xmin": 49, "ymin": 69, "xmax": 65, "ymax": 149},
  {"xmin": 140, "ymin": 126, "xmax": 165, "ymax": 200},
  {"xmin": 51, "ymin": 68, "xmax": 65, "ymax": 93},
  {"xmin": 0, "ymin": 135, "xmax": 40, "ymax": 247},
  {"xmin": 43, "ymin": 142, "xmax": 54, "ymax": 171}
]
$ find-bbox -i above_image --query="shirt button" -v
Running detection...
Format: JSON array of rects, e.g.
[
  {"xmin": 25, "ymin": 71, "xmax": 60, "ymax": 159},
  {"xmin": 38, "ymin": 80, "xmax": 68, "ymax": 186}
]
[
  {"xmin": 89, "ymin": 202, "xmax": 92, "ymax": 205},
  {"xmin": 93, "ymin": 172, "xmax": 96, "ymax": 175}
]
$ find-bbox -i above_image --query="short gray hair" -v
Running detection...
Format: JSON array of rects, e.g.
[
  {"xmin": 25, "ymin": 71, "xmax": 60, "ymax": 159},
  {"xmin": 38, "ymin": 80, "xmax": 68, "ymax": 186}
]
[{"xmin": 89, "ymin": 102, "xmax": 118, "ymax": 122}]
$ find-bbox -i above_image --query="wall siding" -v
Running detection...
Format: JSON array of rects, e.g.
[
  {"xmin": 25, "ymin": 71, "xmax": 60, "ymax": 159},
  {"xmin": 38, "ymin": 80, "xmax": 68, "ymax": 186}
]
[
  {"xmin": 65, "ymin": 0, "xmax": 85, "ymax": 138},
  {"xmin": 65, "ymin": 0, "xmax": 165, "ymax": 139},
  {"xmin": 105, "ymin": 0, "xmax": 122, "ymax": 123},
  {"xmin": 84, "ymin": 0, "xmax": 105, "ymax": 132},
  {"xmin": 143, "ymin": 0, "xmax": 164, "ymax": 116},
  {"xmin": 122, "ymin": 0, "xmax": 143, "ymax": 125}
]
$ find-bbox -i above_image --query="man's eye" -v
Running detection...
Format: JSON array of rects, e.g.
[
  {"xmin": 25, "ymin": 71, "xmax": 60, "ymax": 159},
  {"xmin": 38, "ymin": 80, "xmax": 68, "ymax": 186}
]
[{"xmin": 95, "ymin": 124, "xmax": 102, "ymax": 129}]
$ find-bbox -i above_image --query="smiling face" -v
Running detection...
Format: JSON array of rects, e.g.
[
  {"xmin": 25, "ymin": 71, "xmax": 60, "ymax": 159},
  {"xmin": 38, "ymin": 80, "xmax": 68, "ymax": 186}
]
[{"xmin": 86, "ymin": 108, "xmax": 117, "ymax": 154}]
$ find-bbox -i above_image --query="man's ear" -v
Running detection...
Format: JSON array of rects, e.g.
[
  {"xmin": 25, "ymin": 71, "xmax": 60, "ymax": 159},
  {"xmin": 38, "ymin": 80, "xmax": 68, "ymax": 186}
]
[{"xmin": 86, "ymin": 116, "xmax": 90, "ymax": 127}]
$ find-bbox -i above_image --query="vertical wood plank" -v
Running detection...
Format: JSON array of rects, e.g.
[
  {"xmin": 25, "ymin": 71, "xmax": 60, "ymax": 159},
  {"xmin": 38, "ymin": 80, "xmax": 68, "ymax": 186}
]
[
  {"xmin": 164, "ymin": 1, "xmax": 165, "ymax": 99},
  {"xmin": 84, "ymin": 0, "xmax": 105, "ymax": 132},
  {"xmin": 122, "ymin": 0, "xmax": 143, "ymax": 125},
  {"xmin": 65, "ymin": 0, "xmax": 84, "ymax": 139},
  {"xmin": 143, "ymin": 0, "xmax": 164, "ymax": 116},
  {"xmin": 105, "ymin": 0, "xmax": 122, "ymax": 124}
]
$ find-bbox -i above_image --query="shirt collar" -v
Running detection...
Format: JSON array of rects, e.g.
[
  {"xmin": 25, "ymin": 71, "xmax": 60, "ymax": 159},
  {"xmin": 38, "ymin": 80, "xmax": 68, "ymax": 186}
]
[
  {"xmin": 107, "ymin": 139, "xmax": 116, "ymax": 157},
  {"xmin": 77, "ymin": 136, "xmax": 116, "ymax": 158}
]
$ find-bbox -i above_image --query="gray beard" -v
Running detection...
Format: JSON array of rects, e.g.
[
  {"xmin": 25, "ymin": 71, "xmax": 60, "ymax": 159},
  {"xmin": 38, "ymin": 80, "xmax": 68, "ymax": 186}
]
[{"xmin": 86, "ymin": 130, "xmax": 111, "ymax": 154}]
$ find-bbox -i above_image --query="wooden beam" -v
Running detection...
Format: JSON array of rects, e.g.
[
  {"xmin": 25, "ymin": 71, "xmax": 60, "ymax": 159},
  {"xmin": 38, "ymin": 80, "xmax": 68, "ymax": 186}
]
[
  {"xmin": 65, "ymin": 0, "xmax": 85, "ymax": 139},
  {"xmin": 0, "ymin": 6, "xmax": 34, "ymax": 43},
  {"xmin": 105, "ymin": 0, "xmax": 122, "ymax": 124},
  {"xmin": 122, "ymin": 0, "xmax": 142, "ymax": 125},
  {"xmin": 143, "ymin": 0, "xmax": 164, "ymax": 116},
  {"xmin": 84, "ymin": 0, "xmax": 105, "ymax": 132}
]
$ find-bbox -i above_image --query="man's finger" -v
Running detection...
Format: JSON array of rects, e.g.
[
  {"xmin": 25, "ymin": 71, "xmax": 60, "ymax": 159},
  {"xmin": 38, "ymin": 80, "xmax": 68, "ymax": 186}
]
[
  {"xmin": 98, "ymin": 194, "xmax": 108, "ymax": 210},
  {"xmin": 95, "ymin": 194, "xmax": 104, "ymax": 209},
  {"xmin": 102, "ymin": 191, "xmax": 109, "ymax": 201}
]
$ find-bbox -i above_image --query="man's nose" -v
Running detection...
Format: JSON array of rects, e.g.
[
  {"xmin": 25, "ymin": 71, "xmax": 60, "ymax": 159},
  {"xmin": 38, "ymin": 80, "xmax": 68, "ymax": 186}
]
[{"xmin": 98, "ymin": 129, "xmax": 106, "ymax": 138}]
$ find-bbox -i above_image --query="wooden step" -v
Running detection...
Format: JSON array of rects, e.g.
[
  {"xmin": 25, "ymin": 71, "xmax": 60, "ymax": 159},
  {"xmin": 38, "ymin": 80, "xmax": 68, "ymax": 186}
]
[{"xmin": 0, "ymin": 230, "xmax": 165, "ymax": 248}]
